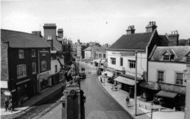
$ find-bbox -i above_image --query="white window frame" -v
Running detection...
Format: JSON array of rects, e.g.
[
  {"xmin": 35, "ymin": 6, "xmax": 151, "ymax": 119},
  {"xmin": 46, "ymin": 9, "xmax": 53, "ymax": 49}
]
[
  {"xmin": 157, "ymin": 70, "xmax": 164, "ymax": 83},
  {"xmin": 17, "ymin": 64, "xmax": 27, "ymax": 79},
  {"xmin": 128, "ymin": 60, "xmax": 136, "ymax": 68},
  {"xmin": 31, "ymin": 49, "xmax": 36, "ymax": 57},
  {"xmin": 18, "ymin": 49, "xmax": 24, "ymax": 59},
  {"xmin": 110, "ymin": 57, "xmax": 116, "ymax": 65},
  {"xmin": 175, "ymin": 72, "xmax": 183, "ymax": 85}
]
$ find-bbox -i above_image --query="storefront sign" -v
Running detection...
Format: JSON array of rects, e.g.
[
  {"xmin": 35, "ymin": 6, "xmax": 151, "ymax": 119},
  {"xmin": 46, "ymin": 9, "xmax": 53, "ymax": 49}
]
[{"xmin": 0, "ymin": 81, "xmax": 8, "ymax": 89}]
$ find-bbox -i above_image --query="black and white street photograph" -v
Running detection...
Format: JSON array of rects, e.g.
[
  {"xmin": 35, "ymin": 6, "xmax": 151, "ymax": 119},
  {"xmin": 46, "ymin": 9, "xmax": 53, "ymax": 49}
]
[{"xmin": 1, "ymin": 0, "xmax": 190, "ymax": 119}]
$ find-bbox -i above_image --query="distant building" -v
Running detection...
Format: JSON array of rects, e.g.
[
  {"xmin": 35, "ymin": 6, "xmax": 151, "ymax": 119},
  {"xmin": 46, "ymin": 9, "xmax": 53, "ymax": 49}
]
[
  {"xmin": 142, "ymin": 46, "xmax": 190, "ymax": 110},
  {"xmin": 1, "ymin": 29, "xmax": 51, "ymax": 106},
  {"xmin": 106, "ymin": 21, "xmax": 169, "ymax": 97},
  {"xmin": 43, "ymin": 24, "xmax": 64, "ymax": 85}
]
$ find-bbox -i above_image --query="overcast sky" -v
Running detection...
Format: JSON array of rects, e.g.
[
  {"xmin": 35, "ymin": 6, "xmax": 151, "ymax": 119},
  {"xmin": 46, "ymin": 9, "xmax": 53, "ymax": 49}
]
[{"xmin": 1, "ymin": 0, "xmax": 190, "ymax": 44}]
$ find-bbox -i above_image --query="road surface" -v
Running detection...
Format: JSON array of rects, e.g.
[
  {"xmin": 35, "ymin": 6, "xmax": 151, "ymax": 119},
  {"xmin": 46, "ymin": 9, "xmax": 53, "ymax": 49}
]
[{"xmin": 80, "ymin": 62, "xmax": 132, "ymax": 119}]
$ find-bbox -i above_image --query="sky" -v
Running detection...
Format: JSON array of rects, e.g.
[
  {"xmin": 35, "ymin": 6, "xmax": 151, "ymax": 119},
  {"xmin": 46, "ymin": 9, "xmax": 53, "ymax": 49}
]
[{"xmin": 1, "ymin": 0, "xmax": 190, "ymax": 44}]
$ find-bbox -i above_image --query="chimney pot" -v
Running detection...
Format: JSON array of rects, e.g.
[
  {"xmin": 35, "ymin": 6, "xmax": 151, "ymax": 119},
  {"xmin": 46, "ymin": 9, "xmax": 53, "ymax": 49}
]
[{"xmin": 126, "ymin": 25, "xmax": 135, "ymax": 35}]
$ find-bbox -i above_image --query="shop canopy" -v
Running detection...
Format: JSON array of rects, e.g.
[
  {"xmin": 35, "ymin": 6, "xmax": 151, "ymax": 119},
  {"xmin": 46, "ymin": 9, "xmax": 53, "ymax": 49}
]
[
  {"xmin": 114, "ymin": 76, "xmax": 135, "ymax": 86},
  {"xmin": 102, "ymin": 71, "xmax": 113, "ymax": 77},
  {"xmin": 156, "ymin": 90, "xmax": 177, "ymax": 98}
]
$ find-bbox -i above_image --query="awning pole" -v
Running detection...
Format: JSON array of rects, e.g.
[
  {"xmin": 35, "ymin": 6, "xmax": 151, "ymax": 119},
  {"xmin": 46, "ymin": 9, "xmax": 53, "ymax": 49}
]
[{"xmin": 134, "ymin": 50, "xmax": 138, "ymax": 116}]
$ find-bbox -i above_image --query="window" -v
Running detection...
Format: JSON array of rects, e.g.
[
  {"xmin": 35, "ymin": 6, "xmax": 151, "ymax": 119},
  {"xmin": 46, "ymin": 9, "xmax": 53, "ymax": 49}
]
[
  {"xmin": 110, "ymin": 57, "xmax": 116, "ymax": 65},
  {"xmin": 32, "ymin": 62, "xmax": 36, "ymax": 74},
  {"xmin": 157, "ymin": 71, "xmax": 164, "ymax": 82},
  {"xmin": 120, "ymin": 57, "xmax": 123, "ymax": 66},
  {"xmin": 99, "ymin": 54, "xmax": 102, "ymax": 58},
  {"xmin": 187, "ymin": 56, "xmax": 190, "ymax": 63},
  {"xmin": 103, "ymin": 54, "xmax": 106, "ymax": 58},
  {"xmin": 128, "ymin": 60, "xmax": 136, "ymax": 68},
  {"xmin": 41, "ymin": 60, "xmax": 47, "ymax": 72},
  {"xmin": 163, "ymin": 55, "xmax": 170, "ymax": 61},
  {"xmin": 31, "ymin": 49, "xmax": 36, "ymax": 57},
  {"xmin": 18, "ymin": 49, "xmax": 24, "ymax": 59},
  {"xmin": 47, "ymin": 35, "xmax": 52, "ymax": 40},
  {"xmin": 176, "ymin": 73, "xmax": 183, "ymax": 85},
  {"xmin": 17, "ymin": 64, "xmax": 27, "ymax": 79},
  {"xmin": 55, "ymin": 65, "xmax": 58, "ymax": 73}
]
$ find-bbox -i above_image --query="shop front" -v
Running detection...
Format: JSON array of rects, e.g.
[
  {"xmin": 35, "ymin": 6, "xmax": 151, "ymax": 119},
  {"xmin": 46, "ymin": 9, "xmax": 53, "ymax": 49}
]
[
  {"xmin": 139, "ymin": 81, "xmax": 160, "ymax": 101},
  {"xmin": 156, "ymin": 83, "xmax": 186, "ymax": 110},
  {"xmin": 37, "ymin": 71, "xmax": 50, "ymax": 93},
  {"xmin": 114, "ymin": 76, "xmax": 137, "ymax": 98},
  {"xmin": 16, "ymin": 79, "xmax": 33, "ymax": 106}
]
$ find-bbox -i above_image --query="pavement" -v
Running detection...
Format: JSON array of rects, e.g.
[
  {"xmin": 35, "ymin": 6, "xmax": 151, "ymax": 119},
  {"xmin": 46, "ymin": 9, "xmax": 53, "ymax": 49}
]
[
  {"xmin": 98, "ymin": 75, "xmax": 185, "ymax": 119},
  {"xmin": 0, "ymin": 83, "xmax": 64, "ymax": 118}
]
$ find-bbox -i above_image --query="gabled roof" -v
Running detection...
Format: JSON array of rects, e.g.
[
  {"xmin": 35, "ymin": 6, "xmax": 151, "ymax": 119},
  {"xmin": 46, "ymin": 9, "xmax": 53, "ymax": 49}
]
[
  {"xmin": 84, "ymin": 46, "xmax": 106, "ymax": 52},
  {"xmin": 53, "ymin": 38, "xmax": 62, "ymax": 51},
  {"xmin": 109, "ymin": 32, "xmax": 153, "ymax": 50},
  {"xmin": 150, "ymin": 46, "xmax": 190, "ymax": 62},
  {"xmin": 1, "ymin": 29, "xmax": 50, "ymax": 48}
]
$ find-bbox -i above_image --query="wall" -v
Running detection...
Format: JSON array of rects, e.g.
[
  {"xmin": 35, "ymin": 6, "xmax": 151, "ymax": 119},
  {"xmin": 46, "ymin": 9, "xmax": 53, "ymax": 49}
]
[
  {"xmin": 107, "ymin": 50, "xmax": 147, "ymax": 78},
  {"xmin": 50, "ymin": 58, "xmax": 64, "ymax": 75},
  {"xmin": 1, "ymin": 42, "xmax": 9, "ymax": 81},
  {"xmin": 148, "ymin": 61, "xmax": 186, "ymax": 85},
  {"xmin": 85, "ymin": 50, "xmax": 92, "ymax": 59}
]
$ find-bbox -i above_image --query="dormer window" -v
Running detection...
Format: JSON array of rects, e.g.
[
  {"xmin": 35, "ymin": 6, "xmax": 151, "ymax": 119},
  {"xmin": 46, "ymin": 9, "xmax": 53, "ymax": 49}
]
[{"xmin": 162, "ymin": 50, "xmax": 175, "ymax": 61}]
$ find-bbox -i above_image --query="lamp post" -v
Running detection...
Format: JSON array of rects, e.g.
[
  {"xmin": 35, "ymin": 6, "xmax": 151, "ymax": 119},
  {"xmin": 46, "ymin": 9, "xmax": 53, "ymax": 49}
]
[
  {"xmin": 184, "ymin": 64, "xmax": 190, "ymax": 119},
  {"xmin": 151, "ymin": 101, "xmax": 154, "ymax": 119},
  {"xmin": 134, "ymin": 50, "xmax": 138, "ymax": 116}
]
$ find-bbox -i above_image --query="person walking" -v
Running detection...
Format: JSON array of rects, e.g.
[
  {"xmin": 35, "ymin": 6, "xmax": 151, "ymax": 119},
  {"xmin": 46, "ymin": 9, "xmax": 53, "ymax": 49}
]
[
  {"xmin": 126, "ymin": 93, "xmax": 130, "ymax": 107},
  {"xmin": 4, "ymin": 98, "xmax": 9, "ymax": 111},
  {"xmin": 8, "ymin": 98, "xmax": 13, "ymax": 112}
]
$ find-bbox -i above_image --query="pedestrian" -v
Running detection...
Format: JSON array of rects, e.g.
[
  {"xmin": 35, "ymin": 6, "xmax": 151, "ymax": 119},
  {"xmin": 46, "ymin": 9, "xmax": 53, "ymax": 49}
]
[
  {"xmin": 100, "ymin": 75, "xmax": 103, "ymax": 83},
  {"xmin": 8, "ymin": 98, "xmax": 13, "ymax": 112},
  {"xmin": 4, "ymin": 98, "xmax": 9, "ymax": 111},
  {"xmin": 126, "ymin": 94, "xmax": 130, "ymax": 107}
]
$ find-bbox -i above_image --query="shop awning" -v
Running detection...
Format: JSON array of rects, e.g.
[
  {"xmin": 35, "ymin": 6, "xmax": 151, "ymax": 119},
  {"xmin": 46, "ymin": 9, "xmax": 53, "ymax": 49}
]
[
  {"xmin": 140, "ymin": 81, "xmax": 160, "ymax": 90},
  {"xmin": 114, "ymin": 76, "xmax": 135, "ymax": 86},
  {"xmin": 156, "ymin": 90, "xmax": 177, "ymax": 98},
  {"xmin": 102, "ymin": 71, "xmax": 113, "ymax": 77}
]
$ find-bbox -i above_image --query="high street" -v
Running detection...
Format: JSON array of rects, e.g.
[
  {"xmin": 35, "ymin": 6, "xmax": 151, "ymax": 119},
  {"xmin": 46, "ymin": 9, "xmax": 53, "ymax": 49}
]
[{"xmin": 79, "ymin": 62, "xmax": 132, "ymax": 119}]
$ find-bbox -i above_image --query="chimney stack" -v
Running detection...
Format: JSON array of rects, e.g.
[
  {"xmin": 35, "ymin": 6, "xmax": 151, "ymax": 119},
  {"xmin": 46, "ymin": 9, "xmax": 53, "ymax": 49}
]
[
  {"xmin": 43, "ymin": 23, "xmax": 57, "ymax": 50},
  {"xmin": 58, "ymin": 28, "xmax": 64, "ymax": 38},
  {"xmin": 126, "ymin": 25, "xmax": 135, "ymax": 35},
  {"xmin": 146, "ymin": 21, "xmax": 157, "ymax": 33},
  {"xmin": 168, "ymin": 30, "xmax": 179, "ymax": 46}
]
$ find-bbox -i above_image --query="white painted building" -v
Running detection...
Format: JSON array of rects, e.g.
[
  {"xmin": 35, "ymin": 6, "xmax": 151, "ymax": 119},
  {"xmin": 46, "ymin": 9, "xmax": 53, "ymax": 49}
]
[{"xmin": 143, "ymin": 46, "xmax": 190, "ymax": 109}]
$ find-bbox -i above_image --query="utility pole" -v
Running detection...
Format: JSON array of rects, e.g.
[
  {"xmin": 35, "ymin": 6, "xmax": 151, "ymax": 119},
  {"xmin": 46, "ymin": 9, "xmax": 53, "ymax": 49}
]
[{"xmin": 134, "ymin": 50, "xmax": 137, "ymax": 116}]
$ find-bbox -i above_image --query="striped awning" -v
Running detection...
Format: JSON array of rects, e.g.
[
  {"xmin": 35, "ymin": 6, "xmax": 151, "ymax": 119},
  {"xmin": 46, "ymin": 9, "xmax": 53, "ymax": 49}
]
[{"xmin": 114, "ymin": 76, "xmax": 135, "ymax": 86}]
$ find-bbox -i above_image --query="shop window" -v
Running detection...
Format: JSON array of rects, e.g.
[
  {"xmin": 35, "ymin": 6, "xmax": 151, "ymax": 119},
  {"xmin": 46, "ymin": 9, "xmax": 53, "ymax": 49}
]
[
  {"xmin": 41, "ymin": 60, "xmax": 47, "ymax": 72},
  {"xmin": 32, "ymin": 62, "xmax": 36, "ymax": 74},
  {"xmin": 31, "ymin": 49, "xmax": 36, "ymax": 57},
  {"xmin": 157, "ymin": 70, "xmax": 164, "ymax": 83},
  {"xmin": 17, "ymin": 64, "xmax": 27, "ymax": 79},
  {"xmin": 99, "ymin": 54, "xmax": 102, "ymax": 58},
  {"xmin": 18, "ymin": 49, "xmax": 24, "ymax": 59},
  {"xmin": 55, "ymin": 65, "xmax": 58, "ymax": 73},
  {"xmin": 176, "ymin": 73, "xmax": 183, "ymax": 85},
  {"xmin": 110, "ymin": 57, "xmax": 116, "ymax": 65},
  {"xmin": 103, "ymin": 54, "xmax": 106, "ymax": 58},
  {"xmin": 128, "ymin": 60, "xmax": 136, "ymax": 68},
  {"xmin": 120, "ymin": 57, "xmax": 123, "ymax": 66}
]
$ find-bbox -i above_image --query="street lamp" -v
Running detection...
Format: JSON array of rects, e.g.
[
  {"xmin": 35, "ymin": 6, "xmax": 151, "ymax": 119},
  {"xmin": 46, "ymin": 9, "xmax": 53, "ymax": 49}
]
[{"xmin": 134, "ymin": 50, "xmax": 137, "ymax": 116}]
